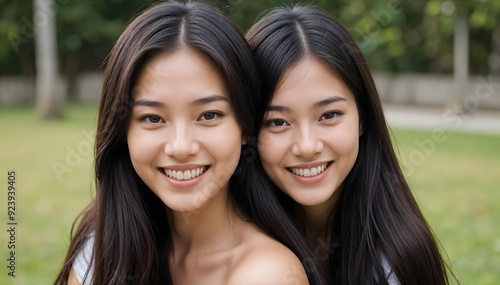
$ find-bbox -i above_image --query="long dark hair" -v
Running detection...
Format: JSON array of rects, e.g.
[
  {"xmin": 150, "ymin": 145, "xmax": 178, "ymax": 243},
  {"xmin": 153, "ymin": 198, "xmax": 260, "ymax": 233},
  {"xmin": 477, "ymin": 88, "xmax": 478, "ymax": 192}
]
[
  {"xmin": 247, "ymin": 5, "xmax": 452, "ymax": 285},
  {"xmin": 54, "ymin": 1, "xmax": 326, "ymax": 284}
]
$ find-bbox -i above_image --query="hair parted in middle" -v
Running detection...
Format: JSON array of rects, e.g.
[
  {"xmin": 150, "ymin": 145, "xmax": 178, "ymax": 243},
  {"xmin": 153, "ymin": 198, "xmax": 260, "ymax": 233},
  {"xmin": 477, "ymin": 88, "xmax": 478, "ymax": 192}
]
[
  {"xmin": 54, "ymin": 1, "xmax": 326, "ymax": 284},
  {"xmin": 247, "ymin": 5, "xmax": 451, "ymax": 285}
]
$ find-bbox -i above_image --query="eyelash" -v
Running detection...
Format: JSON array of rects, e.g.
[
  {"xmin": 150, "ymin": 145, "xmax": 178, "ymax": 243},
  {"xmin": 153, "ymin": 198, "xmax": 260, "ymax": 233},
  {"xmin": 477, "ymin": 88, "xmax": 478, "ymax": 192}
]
[
  {"xmin": 138, "ymin": 111, "xmax": 224, "ymax": 123},
  {"xmin": 139, "ymin": 114, "xmax": 164, "ymax": 124},
  {"xmin": 320, "ymin": 111, "xmax": 343, "ymax": 121},
  {"xmin": 198, "ymin": 111, "xmax": 224, "ymax": 121},
  {"xmin": 264, "ymin": 118, "xmax": 290, "ymax": 128},
  {"xmin": 264, "ymin": 110, "xmax": 343, "ymax": 128}
]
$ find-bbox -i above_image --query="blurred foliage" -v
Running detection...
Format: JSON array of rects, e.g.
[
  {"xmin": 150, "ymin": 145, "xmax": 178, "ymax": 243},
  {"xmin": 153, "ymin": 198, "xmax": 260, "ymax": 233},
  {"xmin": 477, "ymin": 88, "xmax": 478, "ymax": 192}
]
[
  {"xmin": 0, "ymin": 0, "xmax": 499, "ymax": 76},
  {"xmin": 0, "ymin": 0, "xmax": 154, "ymax": 76}
]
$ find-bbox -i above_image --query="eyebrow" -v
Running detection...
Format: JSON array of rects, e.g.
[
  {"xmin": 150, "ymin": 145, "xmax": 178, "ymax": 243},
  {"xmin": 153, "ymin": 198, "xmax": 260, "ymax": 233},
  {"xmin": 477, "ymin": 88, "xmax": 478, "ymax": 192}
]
[
  {"xmin": 312, "ymin": 96, "xmax": 347, "ymax": 108},
  {"xmin": 132, "ymin": 99, "xmax": 166, "ymax": 108},
  {"xmin": 267, "ymin": 105, "xmax": 291, "ymax": 113},
  {"xmin": 132, "ymin": 95, "xmax": 228, "ymax": 108},
  {"xmin": 267, "ymin": 95, "xmax": 347, "ymax": 113},
  {"xmin": 191, "ymin": 95, "xmax": 229, "ymax": 106}
]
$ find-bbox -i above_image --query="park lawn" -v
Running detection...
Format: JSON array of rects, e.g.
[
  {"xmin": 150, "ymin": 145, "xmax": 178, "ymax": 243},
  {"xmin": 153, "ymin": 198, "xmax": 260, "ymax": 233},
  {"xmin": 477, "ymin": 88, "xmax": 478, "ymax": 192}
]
[
  {"xmin": 390, "ymin": 128, "xmax": 500, "ymax": 284},
  {"xmin": 0, "ymin": 104, "xmax": 97, "ymax": 285},
  {"xmin": 0, "ymin": 104, "xmax": 499, "ymax": 284}
]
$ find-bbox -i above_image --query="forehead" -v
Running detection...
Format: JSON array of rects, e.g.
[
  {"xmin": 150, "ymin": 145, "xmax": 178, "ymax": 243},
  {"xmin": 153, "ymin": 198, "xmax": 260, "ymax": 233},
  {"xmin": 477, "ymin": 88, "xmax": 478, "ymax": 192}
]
[
  {"xmin": 136, "ymin": 49, "xmax": 219, "ymax": 85},
  {"xmin": 272, "ymin": 57, "xmax": 353, "ymax": 104},
  {"xmin": 133, "ymin": 49, "xmax": 228, "ymax": 101}
]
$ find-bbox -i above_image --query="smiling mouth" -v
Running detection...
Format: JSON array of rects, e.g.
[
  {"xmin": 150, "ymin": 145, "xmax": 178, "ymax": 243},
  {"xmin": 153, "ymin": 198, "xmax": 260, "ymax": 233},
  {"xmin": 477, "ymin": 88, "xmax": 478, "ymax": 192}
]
[
  {"xmin": 160, "ymin": 166, "xmax": 210, "ymax": 181},
  {"xmin": 287, "ymin": 162, "xmax": 333, "ymax": 178}
]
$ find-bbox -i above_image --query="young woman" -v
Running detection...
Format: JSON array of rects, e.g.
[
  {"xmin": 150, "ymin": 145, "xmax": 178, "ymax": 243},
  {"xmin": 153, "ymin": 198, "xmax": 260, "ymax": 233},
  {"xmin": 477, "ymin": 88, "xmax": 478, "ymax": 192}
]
[
  {"xmin": 54, "ymin": 2, "xmax": 327, "ymax": 284},
  {"xmin": 247, "ymin": 5, "xmax": 453, "ymax": 285}
]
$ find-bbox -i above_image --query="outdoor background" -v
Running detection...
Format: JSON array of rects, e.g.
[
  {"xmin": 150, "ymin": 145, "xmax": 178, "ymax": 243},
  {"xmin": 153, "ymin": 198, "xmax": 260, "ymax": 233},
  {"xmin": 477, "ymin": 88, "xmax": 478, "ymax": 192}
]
[{"xmin": 1, "ymin": 0, "xmax": 499, "ymax": 284}]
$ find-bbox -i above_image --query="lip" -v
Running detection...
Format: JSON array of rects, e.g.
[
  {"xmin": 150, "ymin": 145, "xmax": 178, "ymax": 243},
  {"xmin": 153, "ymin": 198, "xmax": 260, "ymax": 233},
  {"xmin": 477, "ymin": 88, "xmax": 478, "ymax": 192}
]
[
  {"xmin": 286, "ymin": 161, "xmax": 333, "ymax": 185},
  {"xmin": 158, "ymin": 165, "xmax": 210, "ymax": 188}
]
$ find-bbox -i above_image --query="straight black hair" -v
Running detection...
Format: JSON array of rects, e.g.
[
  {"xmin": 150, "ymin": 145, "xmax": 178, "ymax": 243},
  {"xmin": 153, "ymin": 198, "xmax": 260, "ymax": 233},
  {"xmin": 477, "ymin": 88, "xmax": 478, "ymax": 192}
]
[
  {"xmin": 55, "ymin": 1, "xmax": 326, "ymax": 284},
  {"xmin": 247, "ymin": 5, "xmax": 453, "ymax": 285}
]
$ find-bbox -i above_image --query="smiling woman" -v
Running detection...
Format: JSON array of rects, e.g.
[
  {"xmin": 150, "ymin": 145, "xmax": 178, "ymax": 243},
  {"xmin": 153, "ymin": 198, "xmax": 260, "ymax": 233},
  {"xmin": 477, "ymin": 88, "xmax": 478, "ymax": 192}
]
[
  {"xmin": 127, "ymin": 50, "xmax": 242, "ymax": 213},
  {"xmin": 259, "ymin": 56, "xmax": 361, "ymax": 211},
  {"xmin": 247, "ymin": 4, "xmax": 454, "ymax": 285},
  {"xmin": 53, "ymin": 1, "xmax": 327, "ymax": 285}
]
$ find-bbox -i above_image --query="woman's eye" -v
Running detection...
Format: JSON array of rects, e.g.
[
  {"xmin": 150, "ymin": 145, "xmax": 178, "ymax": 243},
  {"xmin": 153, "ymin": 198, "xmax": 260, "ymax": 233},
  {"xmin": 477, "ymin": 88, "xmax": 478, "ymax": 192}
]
[
  {"xmin": 320, "ymin": 111, "xmax": 340, "ymax": 121},
  {"xmin": 199, "ymin": 111, "xmax": 223, "ymax": 121},
  {"xmin": 265, "ymin": 118, "xmax": 290, "ymax": 127},
  {"xmin": 141, "ymin": 115, "xmax": 164, "ymax": 124}
]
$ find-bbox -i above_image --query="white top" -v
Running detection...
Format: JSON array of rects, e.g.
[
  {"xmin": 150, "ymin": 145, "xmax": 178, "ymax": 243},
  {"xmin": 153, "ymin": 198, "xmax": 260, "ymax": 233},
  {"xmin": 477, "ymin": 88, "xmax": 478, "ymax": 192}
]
[
  {"xmin": 380, "ymin": 254, "xmax": 400, "ymax": 285},
  {"xmin": 72, "ymin": 235, "xmax": 94, "ymax": 285}
]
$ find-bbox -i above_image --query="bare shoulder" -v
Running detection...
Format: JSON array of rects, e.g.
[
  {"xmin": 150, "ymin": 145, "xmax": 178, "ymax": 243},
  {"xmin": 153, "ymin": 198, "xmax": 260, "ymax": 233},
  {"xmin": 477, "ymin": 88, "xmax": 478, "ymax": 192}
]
[
  {"xmin": 227, "ymin": 231, "xmax": 309, "ymax": 285},
  {"xmin": 68, "ymin": 268, "xmax": 81, "ymax": 285}
]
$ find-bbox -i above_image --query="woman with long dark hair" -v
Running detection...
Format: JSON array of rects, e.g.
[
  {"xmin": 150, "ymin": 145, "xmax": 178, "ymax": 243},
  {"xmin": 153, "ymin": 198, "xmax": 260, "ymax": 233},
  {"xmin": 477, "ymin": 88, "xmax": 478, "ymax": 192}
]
[
  {"xmin": 54, "ymin": 2, "xmax": 326, "ymax": 284},
  {"xmin": 247, "ymin": 5, "xmax": 453, "ymax": 285}
]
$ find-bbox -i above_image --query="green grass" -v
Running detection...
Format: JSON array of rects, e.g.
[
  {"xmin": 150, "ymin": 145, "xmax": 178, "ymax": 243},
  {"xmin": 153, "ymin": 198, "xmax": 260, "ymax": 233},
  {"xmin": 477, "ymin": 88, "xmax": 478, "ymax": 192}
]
[
  {"xmin": 0, "ymin": 104, "xmax": 97, "ymax": 285},
  {"xmin": 390, "ymin": 128, "xmax": 500, "ymax": 284},
  {"xmin": 1, "ymin": 104, "xmax": 499, "ymax": 284}
]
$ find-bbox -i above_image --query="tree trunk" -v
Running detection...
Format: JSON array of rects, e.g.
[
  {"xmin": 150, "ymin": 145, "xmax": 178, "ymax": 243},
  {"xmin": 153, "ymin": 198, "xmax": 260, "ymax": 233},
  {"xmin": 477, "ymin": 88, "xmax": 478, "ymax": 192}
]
[
  {"xmin": 490, "ymin": 24, "xmax": 500, "ymax": 75},
  {"xmin": 34, "ymin": 0, "xmax": 62, "ymax": 118},
  {"xmin": 448, "ymin": 8, "xmax": 469, "ymax": 113},
  {"xmin": 65, "ymin": 53, "xmax": 80, "ymax": 101}
]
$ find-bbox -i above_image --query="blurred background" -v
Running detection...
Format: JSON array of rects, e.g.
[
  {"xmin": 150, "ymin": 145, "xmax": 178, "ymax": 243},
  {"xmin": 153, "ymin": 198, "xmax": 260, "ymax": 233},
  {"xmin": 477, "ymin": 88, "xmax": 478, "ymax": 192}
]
[{"xmin": 0, "ymin": 0, "xmax": 499, "ymax": 284}]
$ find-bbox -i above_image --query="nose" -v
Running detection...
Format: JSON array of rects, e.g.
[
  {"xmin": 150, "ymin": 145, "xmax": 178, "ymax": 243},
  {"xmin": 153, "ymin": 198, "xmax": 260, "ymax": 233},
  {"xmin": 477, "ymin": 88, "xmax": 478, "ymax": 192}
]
[
  {"xmin": 291, "ymin": 124, "xmax": 324, "ymax": 158},
  {"xmin": 164, "ymin": 124, "xmax": 200, "ymax": 159}
]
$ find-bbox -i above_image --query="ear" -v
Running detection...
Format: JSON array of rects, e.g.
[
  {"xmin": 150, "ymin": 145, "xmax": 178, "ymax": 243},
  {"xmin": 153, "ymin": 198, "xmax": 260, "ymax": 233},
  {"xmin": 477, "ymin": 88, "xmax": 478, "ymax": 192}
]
[{"xmin": 359, "ymin": 121, "xmax": 364, "ymax": 136}]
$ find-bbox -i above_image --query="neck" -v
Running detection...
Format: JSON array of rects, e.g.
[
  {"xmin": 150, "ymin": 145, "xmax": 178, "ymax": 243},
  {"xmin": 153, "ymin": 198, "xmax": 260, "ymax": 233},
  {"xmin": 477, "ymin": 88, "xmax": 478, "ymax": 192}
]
[
  {"xmin": 169, "ymin": 187, "xmax": 242, "ymax": 254},
  {"xmin": 302, "ymin": 191, "xmax": 340, "ymax": 239},
  {"xmin": 300, "ymin": 202, "xmax": 336, "ymax": 271},
  {"xmin": 301, "ymin": 203, "xmax": 333, "ymax": 241}
]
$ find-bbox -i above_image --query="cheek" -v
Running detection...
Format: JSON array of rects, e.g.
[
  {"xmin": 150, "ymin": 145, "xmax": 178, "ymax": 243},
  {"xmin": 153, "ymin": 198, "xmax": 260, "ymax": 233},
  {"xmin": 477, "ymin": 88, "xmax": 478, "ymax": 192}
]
[
  {"xmin": 127, "ymin": 128, "xmax": 140, "ymax": 160},
  {"xmin": 209, "ymin": 124, "xmax": 243, "ymax": 162},
  {"xmin": 215, "ymin": 137, "xmax": 241, "ymax": 161},
  {"xmin": 333, "ymin": 123, "xmax": 360, "ymax": 160},
  {"xmin": 127, "ymin": 128, "xmax": 158, "ymax": 166}
]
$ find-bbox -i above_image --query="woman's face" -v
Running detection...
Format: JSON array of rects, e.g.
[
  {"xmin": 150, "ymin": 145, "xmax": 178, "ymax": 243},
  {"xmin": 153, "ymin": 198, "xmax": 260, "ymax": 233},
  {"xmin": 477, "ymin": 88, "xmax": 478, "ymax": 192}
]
[
  {"xmin": 127, "ymin": 49, "xmax": 243, "ymax": 213},
  {"xmin": 258, "ymin": 57, "xmax": 360, "ymax": 212}
]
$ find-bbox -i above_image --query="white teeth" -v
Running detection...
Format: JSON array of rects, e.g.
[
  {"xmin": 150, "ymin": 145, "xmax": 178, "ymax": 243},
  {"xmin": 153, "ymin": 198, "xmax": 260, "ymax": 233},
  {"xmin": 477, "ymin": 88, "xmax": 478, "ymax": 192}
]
[
  {"xmin": 164, "ymin": 167, "xmax": 205, "ymax": 180},
  {"xmin": 310, "ymin": 167, "xmax": 317, "ymax": 176},
  {"xmin": 290, "ymin": 163, "xmax": 328, "ymax": 177}
]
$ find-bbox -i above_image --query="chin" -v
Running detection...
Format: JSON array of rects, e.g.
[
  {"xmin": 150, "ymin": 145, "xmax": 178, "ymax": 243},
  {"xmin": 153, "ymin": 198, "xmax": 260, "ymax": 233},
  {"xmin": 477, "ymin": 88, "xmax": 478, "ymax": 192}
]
[
  {"xmin": 291, "ymin": 187, "xmax": 336, "ymax": 207},
  {"xmin": 166, "ymin": 202, "xmax": 202, "ymax": 213},
  {"xmin": 297, "ymin": 199, "xmax": 328, "ymax": 208}
]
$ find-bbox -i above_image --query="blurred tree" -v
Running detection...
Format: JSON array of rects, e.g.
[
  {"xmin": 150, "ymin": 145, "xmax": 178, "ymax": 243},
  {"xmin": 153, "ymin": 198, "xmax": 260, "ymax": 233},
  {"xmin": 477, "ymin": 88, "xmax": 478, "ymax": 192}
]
[
  {"xmin": 451, "ymin": 1, "xmax": 470, "ymax": 112},
  {"xmin": 207, "ymin": 0, "xmax": 297, "ymax": 31},
  {"xmin": 492, "ymin": 25, "xmax": 500, "ymax": 75},
  {"xmin": 34, "ymin": 0, "xmax": 62, "ymax": 118},
  {"xmin": 1, "ymin": 0, "xmax": 499, "ymax": 89},
  {"xmin": 56, "ymin": 0, "xmax": 152, "ymax": 100},
  {"xmin": 1, "ymin": 0, "xmax": 35, "ymax": 76},
  {"xmin": 421, "ymin": 0, "xmax": 500, "ymax": 110}
]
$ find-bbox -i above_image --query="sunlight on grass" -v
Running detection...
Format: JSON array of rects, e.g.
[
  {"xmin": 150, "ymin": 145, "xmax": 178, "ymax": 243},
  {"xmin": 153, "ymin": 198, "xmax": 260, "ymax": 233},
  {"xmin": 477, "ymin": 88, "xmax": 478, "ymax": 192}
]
[{"xmin": 0, "ymin": 105, "xmax": 498, "ymax": 284}]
